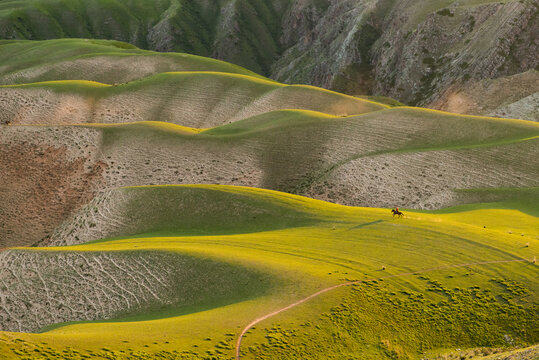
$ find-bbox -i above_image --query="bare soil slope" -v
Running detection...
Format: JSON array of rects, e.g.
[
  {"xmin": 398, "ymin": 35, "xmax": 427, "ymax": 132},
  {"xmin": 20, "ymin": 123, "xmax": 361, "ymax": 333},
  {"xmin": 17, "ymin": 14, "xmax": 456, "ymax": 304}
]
[
  {"xmin": 2, "ymin": 109, "xmax": 537, "ymax": 247},
  {"xmin": 433, "ymin": 70, "xmax": 539, "ymax": 122},
  {"xmin": 0, "ymin": 73, "xmax": 384, "ymax": 127},
  {"xmin": 0, "ymin": 248, "xmax": 268, "ymax": 333}
]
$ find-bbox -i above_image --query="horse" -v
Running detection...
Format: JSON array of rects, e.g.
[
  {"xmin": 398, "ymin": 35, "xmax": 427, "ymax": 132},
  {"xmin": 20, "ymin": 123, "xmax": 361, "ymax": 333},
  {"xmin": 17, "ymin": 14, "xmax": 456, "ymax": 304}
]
[{"xmin": 391, "ymin": 209, "xmax": 404, "ymax": 218}]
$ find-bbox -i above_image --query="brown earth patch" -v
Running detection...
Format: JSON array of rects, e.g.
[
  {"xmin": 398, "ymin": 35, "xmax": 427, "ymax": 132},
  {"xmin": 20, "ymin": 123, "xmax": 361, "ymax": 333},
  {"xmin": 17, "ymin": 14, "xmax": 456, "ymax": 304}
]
[
  {"xmin": 0, "ymin": 143, "xmax": 106, "ymax": 248},
  {"xmin": 433, "ymin": 71, "xmax": 539, "ymax": 121}
]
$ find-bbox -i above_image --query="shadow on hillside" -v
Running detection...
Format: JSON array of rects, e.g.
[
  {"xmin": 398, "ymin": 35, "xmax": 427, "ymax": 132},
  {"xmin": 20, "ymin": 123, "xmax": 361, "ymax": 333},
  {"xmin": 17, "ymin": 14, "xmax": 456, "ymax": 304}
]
[{"xmin": 348, "ymin": 219, "xmax": 385, "ymax": 230}]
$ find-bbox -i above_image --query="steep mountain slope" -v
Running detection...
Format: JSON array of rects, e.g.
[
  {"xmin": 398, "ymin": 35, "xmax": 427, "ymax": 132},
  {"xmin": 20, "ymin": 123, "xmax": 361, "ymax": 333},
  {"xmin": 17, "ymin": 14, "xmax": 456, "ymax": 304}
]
[
  {"xmin": 0, "ymin": 186, "xmax": 537, "ymax": 359},
  {"xmin": 273, "ymin": 0, "xmax": 538, "ymax": 114},
  {"xmin": 0, "ymin": 1, "xmax": 537, "ymax": 114},
  {"xmin": 2, "ymin": 109, "xmax": 538, "ymax": 248},
  {"xmin": 433, "ymin": 70, "xmax": 539, "ymax": 122}
]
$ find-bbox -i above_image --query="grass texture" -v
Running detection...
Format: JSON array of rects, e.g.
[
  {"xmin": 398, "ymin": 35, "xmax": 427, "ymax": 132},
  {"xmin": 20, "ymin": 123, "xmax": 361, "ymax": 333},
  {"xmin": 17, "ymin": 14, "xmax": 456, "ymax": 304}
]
[{"xmin": 0, "ymin": 185, "xmax": 537, "ymax": 359}]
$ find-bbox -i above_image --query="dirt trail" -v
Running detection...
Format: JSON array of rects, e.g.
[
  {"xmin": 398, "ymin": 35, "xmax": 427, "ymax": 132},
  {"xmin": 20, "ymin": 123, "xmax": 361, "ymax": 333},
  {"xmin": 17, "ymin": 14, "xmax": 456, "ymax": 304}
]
[{"xmin": 235, "ymin": 258, "xmax": 532, "ymax": 360}]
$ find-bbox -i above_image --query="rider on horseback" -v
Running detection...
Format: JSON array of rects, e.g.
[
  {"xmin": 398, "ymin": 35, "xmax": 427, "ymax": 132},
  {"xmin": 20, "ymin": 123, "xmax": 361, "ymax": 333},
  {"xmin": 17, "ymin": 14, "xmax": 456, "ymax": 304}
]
[{"xmin": 391, "ymin": 207, "xmax": 404, "ymax": 218}]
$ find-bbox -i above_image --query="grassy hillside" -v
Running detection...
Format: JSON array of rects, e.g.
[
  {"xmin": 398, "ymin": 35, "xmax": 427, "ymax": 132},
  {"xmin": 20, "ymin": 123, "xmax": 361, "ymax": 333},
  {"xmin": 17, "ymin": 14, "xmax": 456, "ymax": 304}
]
[
  {"xmin": 0, "ymin": 39, "xmax": 264, "ymax": 85},
  {"xmin": 45, "ymin": 185, "xmax": 335, "ymax": 245},
  {"xmin": 475, "ymin": 345, "xmax": 538, "ymax": 359},
  {"xmin": 0, "ymin": 0, "xmax": 172, "ymax": 46},
  {"xmin": 0, "ymin": 1, "xmax": 536, "ymax": 118},
  {"xmin": 0, "ymin": 72, "xmax": 385, "ymax": 127},
  {"xmin": 2, "ymin": 107, "xmax": 538, "ymax": 247},
  {"xmin": 0, "ymin": 0, "xmax": 291, "ymax": 73},
  {"xmin": 0, "ymin": 0, "xmax": 298, "ymax": 76},
  {"xmin": 0, "ymin": 185, "xmax": 537, "ymax": 359}
]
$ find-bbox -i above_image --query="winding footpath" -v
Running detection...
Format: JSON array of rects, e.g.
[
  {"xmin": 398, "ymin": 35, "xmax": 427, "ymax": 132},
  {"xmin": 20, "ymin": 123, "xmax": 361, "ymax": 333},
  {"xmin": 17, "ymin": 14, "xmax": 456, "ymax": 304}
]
[{"xmin": 235, "ymin": 258, "xmax": 532, "ymax": 360}]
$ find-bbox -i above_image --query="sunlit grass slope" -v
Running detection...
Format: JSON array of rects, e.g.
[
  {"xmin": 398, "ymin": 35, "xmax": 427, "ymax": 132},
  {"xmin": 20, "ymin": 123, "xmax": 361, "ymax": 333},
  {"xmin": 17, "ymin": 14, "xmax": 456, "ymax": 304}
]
[
  {"xmin": 0, "ymin": 72, "xmax": 385, "ymax": 127},
  {"xmin": 0, "ymin": 185, "xmax": 537, "ymax": 359},
  {"xmin": 0, "ymin": 39, "xmax": 264, "ymax": 85},
  {"xmin": 409, "ymin": 187, "xmax": 539, "ymax": 250},
  {"xmin": 46, "ymin": 185, "xmax": 344, "ymax": 244}
]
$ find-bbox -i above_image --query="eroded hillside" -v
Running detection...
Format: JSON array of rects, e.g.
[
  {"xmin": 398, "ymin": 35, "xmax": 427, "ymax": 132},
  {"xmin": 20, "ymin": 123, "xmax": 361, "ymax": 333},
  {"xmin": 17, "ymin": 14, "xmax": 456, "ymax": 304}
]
[{"xmin": 2, "ymin": 108, "xmax": 538, "ymax": 248}]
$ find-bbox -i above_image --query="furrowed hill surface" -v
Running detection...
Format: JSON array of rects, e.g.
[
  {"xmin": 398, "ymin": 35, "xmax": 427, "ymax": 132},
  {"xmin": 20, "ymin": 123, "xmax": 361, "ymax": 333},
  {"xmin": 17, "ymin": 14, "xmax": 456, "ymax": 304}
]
[
  {"xmin": 0, "ymin": 185, "xmax": 537, "ymax": 360},
  {"xmin": 2, "ymin": 107, "xmax": 538, "ymax": 248},
  {"xmin": 0, "ymin": 1, "xmax": 537, "ymax": 117},
  {"xmin": 0, "ymin": 41, "xmax": 385, "ymax": 248},
  {"xmin": 0, "ymin": 73, "xmax": 383, "ymax": 127}
]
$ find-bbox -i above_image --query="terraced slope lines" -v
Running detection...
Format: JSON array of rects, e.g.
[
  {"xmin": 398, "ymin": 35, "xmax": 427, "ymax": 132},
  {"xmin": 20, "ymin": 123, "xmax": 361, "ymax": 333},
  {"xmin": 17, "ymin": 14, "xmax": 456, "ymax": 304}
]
[
  {"xmin": 0, "ymin": 39, "xmax": 538, "ymax": 360},
  {"xmin": 0, "ymin": 72, "xmax": 384, "ymax": 127}
]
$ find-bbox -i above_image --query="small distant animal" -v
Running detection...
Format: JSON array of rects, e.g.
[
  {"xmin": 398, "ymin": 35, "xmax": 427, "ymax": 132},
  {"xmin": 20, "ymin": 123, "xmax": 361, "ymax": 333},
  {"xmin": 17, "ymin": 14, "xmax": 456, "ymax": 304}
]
[{"xmin": 391, "ymin": 208, "xmax": 404, "ymax": 218}]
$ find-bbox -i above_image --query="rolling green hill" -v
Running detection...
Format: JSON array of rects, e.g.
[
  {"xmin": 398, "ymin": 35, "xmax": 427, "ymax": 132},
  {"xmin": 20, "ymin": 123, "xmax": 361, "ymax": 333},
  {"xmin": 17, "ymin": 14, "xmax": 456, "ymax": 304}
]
[
  {"xmin": 0, "ymin": 185, "xmax": 537, "ymax": 359},
  {"xmin": 0, "ymin": 0, "xmax": 295, "ymax": 76},
  {"xmin": 0, "ymin": 39, "xmax": 263, "ymax": 85},
  {"xmin": 0, "ymin": 0, "xmax": 288, "ymax": 76}
]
